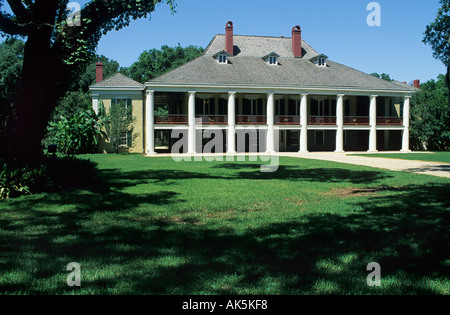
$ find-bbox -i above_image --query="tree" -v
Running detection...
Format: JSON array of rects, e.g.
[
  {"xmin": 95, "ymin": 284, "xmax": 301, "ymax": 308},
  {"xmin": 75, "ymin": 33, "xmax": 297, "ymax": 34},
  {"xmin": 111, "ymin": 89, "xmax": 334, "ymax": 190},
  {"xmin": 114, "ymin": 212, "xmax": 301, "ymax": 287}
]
[
  {"xmin": 101, "ymin": 100, "xmax": 136, "ymax": 154},
  {"xmin": 73, "ymin": 55, "xmax": 120, "ymax": 93},
  {"xmin": 423, "ymin": 0, "xmax": 450, "ymax": 107},
  {"xmin": 123, "ymin": 45, "xmax": 204, "ymax": 83},
  {"xmin": 0, "ymin": 0, "xmax": 176, "ymax": 165},
  {"xmin": 0, "ymin": 38, "xmax": 24, "ymax": 105},
  {"xmin": 410, "ymin": 74, "xmax": 450, "ymax": 151},
  {"xmin": 370, "ymin": 73, "xmax": 394, "ymax": 82}
]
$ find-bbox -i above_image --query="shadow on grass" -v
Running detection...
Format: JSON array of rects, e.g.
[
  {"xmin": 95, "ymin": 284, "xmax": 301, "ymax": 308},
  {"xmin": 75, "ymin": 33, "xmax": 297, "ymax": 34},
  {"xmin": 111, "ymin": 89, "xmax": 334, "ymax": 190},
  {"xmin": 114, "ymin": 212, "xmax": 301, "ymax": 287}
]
[
  {"xmin": 1, "ymin": 174, "xmax": 448, "ymax": 294},
  {"xmin": 100, "ymin": 164, "xmax": 392, "ymax": 186}
]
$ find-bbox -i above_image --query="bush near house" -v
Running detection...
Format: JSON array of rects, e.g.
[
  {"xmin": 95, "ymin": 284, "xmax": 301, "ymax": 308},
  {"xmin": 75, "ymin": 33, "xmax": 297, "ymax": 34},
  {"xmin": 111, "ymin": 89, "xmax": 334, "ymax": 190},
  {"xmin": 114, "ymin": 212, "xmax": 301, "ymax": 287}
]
[{"xmin": 47, "ymin": 109, "xmax": 106, "ymax": 155}]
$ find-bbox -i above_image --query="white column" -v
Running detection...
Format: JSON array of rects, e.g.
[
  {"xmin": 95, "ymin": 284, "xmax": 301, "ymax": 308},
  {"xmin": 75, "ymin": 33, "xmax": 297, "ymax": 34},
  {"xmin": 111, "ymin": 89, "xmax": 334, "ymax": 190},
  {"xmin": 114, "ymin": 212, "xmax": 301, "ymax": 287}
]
[
  {"xmin": 227, "ymin": 92, "xmax": 236, "ymax": 154},
  {"xmin": 368, "ymin": 95, "xmax": 378, "ymax": 152},
  {"xmin": 188, "ymin": 91, "xmax": 196, "ymax": 154},
  {"xmin": 145, "ymin": 90, "xmax": 156, "ymax": 155},
  {"xmin": 401, "ymin": 96, "xmax": 411, "ymax": 152},
  {"xmin": 92, "ymin": 95, "xmax": 99, "ymax": 115},
  {"xmin": 335, "ymin": 94, "xmax": 345, "ymax": 153},
  {"xmin": 266, "ymin": 92, "xmax": 275, "ymax": 153},
  {"xmin": 299, "ymin": 93, "xmax": 308, "ymax": 153}
]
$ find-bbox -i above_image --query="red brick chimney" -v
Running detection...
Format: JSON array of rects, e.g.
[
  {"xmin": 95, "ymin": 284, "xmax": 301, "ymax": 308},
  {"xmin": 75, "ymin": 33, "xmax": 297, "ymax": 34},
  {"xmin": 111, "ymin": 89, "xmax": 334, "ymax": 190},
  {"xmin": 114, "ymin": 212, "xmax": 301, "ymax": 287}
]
[
  {"xmin": 96, "ymin": 63, "xmax": 103, "ymax": 83},
  {"xmin": 292, "ymin": 25, "xmax": 302, "ymax": 58},
  {"xmin": 413, "ymin": 79, "xmax": 420, "ymax": 89},
  {"xmin": 225, "ymin": 21, "xmax": 234, "ymax": 56}
]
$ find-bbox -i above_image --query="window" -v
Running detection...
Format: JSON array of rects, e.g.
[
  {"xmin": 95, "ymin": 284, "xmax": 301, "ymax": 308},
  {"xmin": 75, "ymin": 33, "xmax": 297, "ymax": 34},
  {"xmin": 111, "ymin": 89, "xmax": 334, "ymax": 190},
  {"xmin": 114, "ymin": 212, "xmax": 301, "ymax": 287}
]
[
  {"xmin": 263, "ymin": 52, "xmax": 280, "ymax": 66},
  {"xmin": 213, "ymin": 51, "xmax": 230, "ymax": 64},
  {"xmin": 218, "ymin": 54, "xmax": 228, "ymax": 64},
  {"xmin": 315, "ymin": 131, "xmax": 325, "ymax": 146},
  {"xmin": 312, "ymin": 54, "xmax": 328, "ymax": 67},
  {"xmin": 120, "ymin": 131, "xmax": 128, "ymax": 146},
  {"xmin": 116, "ymin": 98, "xmax": 132, "ymax": 118},
  {"xmin": 196, "ymin": 97, "xmax": 215, "ymax": 115},
  {"xmin": 120, "ymin": 130, "xmax": 132, "ymax": 147}
]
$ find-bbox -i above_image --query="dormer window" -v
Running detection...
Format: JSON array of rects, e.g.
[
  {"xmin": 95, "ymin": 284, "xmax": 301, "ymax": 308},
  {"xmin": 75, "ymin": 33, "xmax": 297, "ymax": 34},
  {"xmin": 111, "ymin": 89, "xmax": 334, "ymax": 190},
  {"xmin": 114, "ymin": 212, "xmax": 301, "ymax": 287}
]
[
  {"xmin": 218, "ymin": 54, "xmax": 228, "ymax": 64},
  {"xmin": 311, "ymin": 54, "xmax": 329, "ymax": 67},
  {"xmin": 213, "ymin": 50, "xmax": 231, "ymax": 64},
  {"xmin": 263, "ymin": 52, "xmax": 280, "ymax": 66}
]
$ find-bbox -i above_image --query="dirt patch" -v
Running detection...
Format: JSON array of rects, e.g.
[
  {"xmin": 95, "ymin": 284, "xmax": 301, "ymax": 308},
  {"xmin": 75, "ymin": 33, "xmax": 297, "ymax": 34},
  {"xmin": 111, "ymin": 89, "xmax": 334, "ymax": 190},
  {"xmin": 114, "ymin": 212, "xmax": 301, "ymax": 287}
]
[
  {"xmin": 322, "ymin": 187, "xmax": 382, "ymax": 198},
  {"xmin": 285, "ymin": 197, "xmax": 304, "ymax": 206},
  {"xmin": 128, "ymin": 215, "xmax": 203, "ymax": 226}
]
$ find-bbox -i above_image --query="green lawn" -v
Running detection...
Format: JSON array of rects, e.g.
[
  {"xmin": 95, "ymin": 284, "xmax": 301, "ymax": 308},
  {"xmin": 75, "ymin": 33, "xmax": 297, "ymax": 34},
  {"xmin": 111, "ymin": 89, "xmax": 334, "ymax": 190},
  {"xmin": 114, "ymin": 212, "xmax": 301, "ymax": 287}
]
[
  {"xmin": 1, "ymin": 154, "xmax": 449, "ymax": 295},
  {"xmin": 350, "ymin": 152, "xmax": 450, "ymax": 164}
]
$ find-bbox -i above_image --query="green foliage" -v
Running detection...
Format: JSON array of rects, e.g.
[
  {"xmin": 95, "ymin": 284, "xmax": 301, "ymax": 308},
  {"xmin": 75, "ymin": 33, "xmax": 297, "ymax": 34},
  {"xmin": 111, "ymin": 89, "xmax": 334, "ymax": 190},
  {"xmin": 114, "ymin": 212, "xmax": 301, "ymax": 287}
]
[
  {"xmin": 0, "ymin": 38, "xmax": 24, "ymax": 137},
  {"xmin": 0, "ymin": 0, "xmax": 176, "ymax": 84},
  {"xmin": 47, "ymin": 109, "xmax": 105, "ymax": 155},
  {"xmin": 123, "ymin": 45, "xmax": 204, "ymax": 83},
  {"xmin": 423, "ymin": 0, "xmax": 450, "ymax": 109},
  {"xmin": 423, "ymin": 0, "xmax": 450, "ymax": 67},
  {"xmin": 72, "ymin": 55, "xmax": 120, "ymax": 93},
  {"xmin": 0, "ymin": 38, "xmax": 23, "ymax": 105},
  {"xmin": 52, "ymin": 91, "xmax": 91, "ymax": 120},
  {"xmin": 370, "ymin": 72, "xmax": 394, "ymax": 82},
  {"xmin": 0, "ymin": 155, "xmax": 99, "ymax": 199},
  {"xmin": 101, "ymin": 100, "xmax": 136, "ymax": 153},
  {"xmin": 410, "ymin": 74, "xmax": 450, "ymax": 151}
]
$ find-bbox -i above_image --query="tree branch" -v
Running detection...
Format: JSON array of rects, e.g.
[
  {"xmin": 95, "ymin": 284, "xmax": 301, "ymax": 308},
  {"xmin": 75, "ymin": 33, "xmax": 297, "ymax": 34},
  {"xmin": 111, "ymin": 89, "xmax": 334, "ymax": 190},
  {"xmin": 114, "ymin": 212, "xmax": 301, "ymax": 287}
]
[
  {"xmin": 6, "ymin": 0, "xmax": 31, "ymax": 22},
  {"xmin": 0, "ymin": 11, "xmax": 28, "ymax": 35}
]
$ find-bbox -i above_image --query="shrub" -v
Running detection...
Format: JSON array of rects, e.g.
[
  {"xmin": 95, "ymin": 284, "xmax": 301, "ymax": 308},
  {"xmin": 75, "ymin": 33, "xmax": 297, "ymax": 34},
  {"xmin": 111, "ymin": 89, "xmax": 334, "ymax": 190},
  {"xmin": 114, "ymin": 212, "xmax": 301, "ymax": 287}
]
[
  {"xmin": 0, "ymin": 156, "xmax": 99, "ymax": 199},
  {"xmin": 47, "ymin": 109, "xmax": 105, "ymax": 155}
]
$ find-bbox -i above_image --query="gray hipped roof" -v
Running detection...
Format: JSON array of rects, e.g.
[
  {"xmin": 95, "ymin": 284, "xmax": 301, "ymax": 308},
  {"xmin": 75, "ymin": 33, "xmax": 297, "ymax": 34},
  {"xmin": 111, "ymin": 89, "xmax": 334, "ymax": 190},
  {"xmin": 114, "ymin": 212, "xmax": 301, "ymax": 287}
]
[
  {"xmin": 91, "ymin": 73, "xmax": 144, "ymax": 89},
  {"xmin": 148, "ymin": 34, "xmax": 414, "ymax": 92}
]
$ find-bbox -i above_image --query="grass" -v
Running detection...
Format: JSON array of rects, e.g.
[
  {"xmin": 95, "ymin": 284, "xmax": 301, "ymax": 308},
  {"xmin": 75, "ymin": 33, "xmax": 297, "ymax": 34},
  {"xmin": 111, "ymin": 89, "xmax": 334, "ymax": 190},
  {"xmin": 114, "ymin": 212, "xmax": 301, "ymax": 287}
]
[
  {"xmin": 350, "ymin": 152, "xmax": 450, "ymax": 164},
  {"xmin": 0, "ymin": 154, "xmax": 449, "ymax": 295}
]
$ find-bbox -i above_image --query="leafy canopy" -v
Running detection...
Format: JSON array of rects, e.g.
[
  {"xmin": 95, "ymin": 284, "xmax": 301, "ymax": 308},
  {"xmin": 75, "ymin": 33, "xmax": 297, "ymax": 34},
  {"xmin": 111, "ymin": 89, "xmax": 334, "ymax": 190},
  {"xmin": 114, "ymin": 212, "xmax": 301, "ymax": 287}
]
[
  {"xmin": 423, "ymin": 0, "xmax": 450, "ymax": 67},
  {"xmin": 370, "ymin": 73, "xmax": 394, "ymax": 82},
  {"xmin": 123, "ymin": 45, "xmax": 204, "ymax": 83},
  {"xmin": 410, "ymin": 74, "xmax": 450, "ymax": 151},
  {"xmin": 0, "ymin": 0, "xmax": 176, "ymax": 76}
]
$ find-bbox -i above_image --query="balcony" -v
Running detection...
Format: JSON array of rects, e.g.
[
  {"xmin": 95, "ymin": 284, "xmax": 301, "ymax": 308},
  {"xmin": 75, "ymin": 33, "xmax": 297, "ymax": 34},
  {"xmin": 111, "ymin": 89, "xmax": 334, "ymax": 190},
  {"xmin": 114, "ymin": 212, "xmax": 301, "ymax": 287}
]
[
  {"xmin": 308, "ymin": 116, "xmax": 336, "ymax": 125},
  {"xmin": 155, "ymin": 115, "xmax": 188, "ymax": 124},
  {"xmin": 377, "ymin": 117, "xmax": 403, "ymax": 126},
  {"xmin": 236, "ymin": 115, "xmax": 267, "ymax": 125},
  {"xmin": 344, "ymin": 116, "xmax": 370, "ymax": 125},
  {"xmin": 196, "ymin": 115, "xmax": 228, "ymax": 125},
  {"xmin": 275, "ymin": 115, "xmax": 300, "ymax": 125}
]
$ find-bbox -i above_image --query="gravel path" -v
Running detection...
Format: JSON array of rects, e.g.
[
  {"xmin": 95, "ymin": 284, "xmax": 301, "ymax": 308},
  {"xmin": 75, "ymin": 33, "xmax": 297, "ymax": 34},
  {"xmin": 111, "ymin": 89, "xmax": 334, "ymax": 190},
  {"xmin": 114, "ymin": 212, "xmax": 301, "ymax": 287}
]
[
  {"xmin": 280, "ymin": 152, "xmax": 450, "ymax": 179},
  {"xmin": 149, "ymin": 152, "xmax": 450, "ymax": 178}
]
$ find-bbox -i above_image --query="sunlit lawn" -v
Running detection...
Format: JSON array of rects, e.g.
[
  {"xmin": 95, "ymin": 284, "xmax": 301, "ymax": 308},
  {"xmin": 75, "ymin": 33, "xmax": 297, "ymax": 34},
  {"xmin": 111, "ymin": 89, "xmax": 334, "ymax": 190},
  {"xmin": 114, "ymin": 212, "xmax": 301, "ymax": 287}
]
[
  {"xmin": 350, "ymin": 152, "xmax": 450, "ymax": 164},
  {"xmin": 0, "ymin": 154, "xmax": 449, "ymax": 295}
]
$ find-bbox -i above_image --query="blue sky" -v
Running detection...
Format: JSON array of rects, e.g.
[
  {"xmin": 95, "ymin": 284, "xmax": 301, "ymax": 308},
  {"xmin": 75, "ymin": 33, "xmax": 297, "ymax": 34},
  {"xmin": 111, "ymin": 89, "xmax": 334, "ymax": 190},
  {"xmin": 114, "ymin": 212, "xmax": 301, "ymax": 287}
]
[{"xmin": 2, "ymin": 0, "xmax": 446, "ymax": 83}]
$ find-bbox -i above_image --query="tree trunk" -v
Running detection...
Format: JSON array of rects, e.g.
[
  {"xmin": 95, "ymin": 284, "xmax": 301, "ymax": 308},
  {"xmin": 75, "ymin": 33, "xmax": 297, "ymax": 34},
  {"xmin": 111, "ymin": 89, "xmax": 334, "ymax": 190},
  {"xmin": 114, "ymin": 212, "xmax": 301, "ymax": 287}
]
[
  {"xmin": 447, "ymin": 64, "xmax": 450, "ymax": 110},
  {"xmin": 1, "ymin": 31, "xmax": 68, "ymax": 165}
]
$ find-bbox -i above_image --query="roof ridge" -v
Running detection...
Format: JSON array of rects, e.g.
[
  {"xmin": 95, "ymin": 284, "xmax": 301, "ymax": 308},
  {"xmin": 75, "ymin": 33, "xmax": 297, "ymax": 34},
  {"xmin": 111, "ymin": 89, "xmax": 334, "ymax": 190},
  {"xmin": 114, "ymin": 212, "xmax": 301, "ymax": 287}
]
[
  {"xmin": 91, "ymin": 72, "xmax": 144, "ymax": 88},
  {"xmin": 326, "ymin": 60, "xmax": 413, "ymax": 91}
]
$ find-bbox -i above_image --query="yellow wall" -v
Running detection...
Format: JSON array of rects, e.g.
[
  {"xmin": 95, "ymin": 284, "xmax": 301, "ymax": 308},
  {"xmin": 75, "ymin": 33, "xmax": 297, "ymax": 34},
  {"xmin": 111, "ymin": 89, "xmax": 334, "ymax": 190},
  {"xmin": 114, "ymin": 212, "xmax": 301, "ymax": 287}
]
[{"xmin": 97, "ymin": 94, "xmax": 144, "ymax": 154}]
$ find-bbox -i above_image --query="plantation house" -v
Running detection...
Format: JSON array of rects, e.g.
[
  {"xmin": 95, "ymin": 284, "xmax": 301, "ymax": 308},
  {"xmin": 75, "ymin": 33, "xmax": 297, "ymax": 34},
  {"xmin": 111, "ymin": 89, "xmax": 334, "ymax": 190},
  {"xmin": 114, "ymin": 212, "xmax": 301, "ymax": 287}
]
[{"xmin": 90, "ymin": 21, "xmax": 419, "ymax": 154}]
